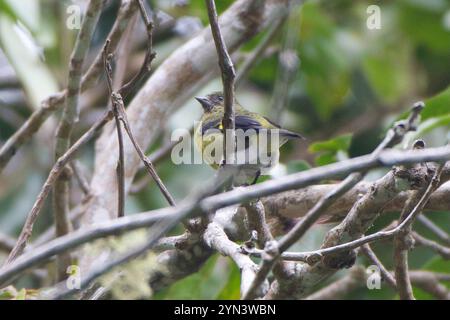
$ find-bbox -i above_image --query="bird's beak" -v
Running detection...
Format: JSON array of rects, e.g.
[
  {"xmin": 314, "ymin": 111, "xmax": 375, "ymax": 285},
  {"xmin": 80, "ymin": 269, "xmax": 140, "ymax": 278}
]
[{"xmin": 195, "ymin": 96, "xmax": 213, "ymax": 112}]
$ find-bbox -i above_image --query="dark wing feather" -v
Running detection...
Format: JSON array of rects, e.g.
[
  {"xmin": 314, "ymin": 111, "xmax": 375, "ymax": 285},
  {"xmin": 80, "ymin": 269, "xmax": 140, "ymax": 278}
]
[{"xmin": 235, "ymin": 115, "xmax": 263, "ymax": 132}]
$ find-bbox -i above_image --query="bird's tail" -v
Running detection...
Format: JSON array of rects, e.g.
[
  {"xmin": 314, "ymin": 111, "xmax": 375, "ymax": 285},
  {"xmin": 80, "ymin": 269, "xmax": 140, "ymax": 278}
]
[{"xmin": 279, "ymin": 129, "xmax": 305, "ymax": 140}]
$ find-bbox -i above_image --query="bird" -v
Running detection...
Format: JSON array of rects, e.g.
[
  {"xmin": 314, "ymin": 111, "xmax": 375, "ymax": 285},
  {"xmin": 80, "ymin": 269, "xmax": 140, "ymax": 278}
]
[{"xmin": 194, "ymin": 91, "xmax": 304, "ymax": 185}]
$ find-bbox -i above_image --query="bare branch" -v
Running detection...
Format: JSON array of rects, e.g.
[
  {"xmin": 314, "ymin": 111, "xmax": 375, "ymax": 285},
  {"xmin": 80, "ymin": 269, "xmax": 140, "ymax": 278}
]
[
  {"xmin": 412, "ymin": 232, "xmax": 450, "ymax": 259},
  {"xmin": 70, "ymin": 161, "xmax": 90, "ymax": 195},
  {"xmin": 361, "ymin": 244, "xmax": 397, "ymax": 289},
  {"xmin": 305, "ymin": 266, "xmax": 367, "ymax": 300},
  {"xmin": 102, "ymin": 0, "xmax": 174, "ymax": 208},
  {"xmin": 417, "ymin": 215, "xmax": 450, "ymax": 246},
  {"xmin": 104, "ymin": 42, "xmax": 126, "ymax": 218},
  {"xmin": 204, "ymin": 222, "xmax": 264, "ymax": 298},
  {"xmin": 205, "ymin": 0, "xmax": 236, "ymax": 164},
  {"xmin": 409, "ymin": 271, "xmax": 450, "ymax": 300}
]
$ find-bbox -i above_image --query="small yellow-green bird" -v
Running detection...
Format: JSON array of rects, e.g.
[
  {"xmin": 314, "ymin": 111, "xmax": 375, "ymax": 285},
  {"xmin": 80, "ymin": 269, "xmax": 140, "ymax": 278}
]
[{"xmin": 194, "ymin": 92, "xmax": 304, "ymax": 185}]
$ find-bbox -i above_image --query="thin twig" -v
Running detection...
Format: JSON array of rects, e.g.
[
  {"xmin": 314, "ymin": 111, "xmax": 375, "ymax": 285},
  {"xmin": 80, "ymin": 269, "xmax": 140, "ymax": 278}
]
[
  {"xmin": 409, "ymin": 271, "xmax": 450, "ymax": 300},
  {"xmin": 361, "ymin": 244, "xmax": 397, "ymax": 289},
  {"xmin": 412, "ymin": 231, "xmax": 450, "ymax": 259},
  {"xmin": 118, "ymin": 0, "xmax": 156, "ymax": 99},
  {"xmin": 104, "ymin": 0, "xmax": 174, "ymax": 207},
  {"xmin": 235, "ymin": 17, "xmax": 285, "ymax": 87},
  {"xmin": 70, "ymin": 161, "xmax": 90, "ymax": 195},
  {"xmin": 305, "ymin": 266, "xmax": 366, "ymax": 300},
  {"xmin": 417, "ymin": 215, "xmax": 450, "ymax": 246},
  {"xmin": 393, "ymin": 139, "xmax": 443, "ymax": 300},
  {"xmin": 205, "ymin": 0, "xmax": 236, "ymax": 165},
  {"xmin": 130, "ymin": 134, "xmax": 187, "ymax": 194},
  {"xmin": 117, "ymin": 102, "xmax": 176, "ymax": 206},
  {"xmin": 81, "ymin": 0, "xmax": 139, "ymax": 90},
  {"xmin": 104, "ymin": 43, "xmax": 126, "ymax": 218},
  {"xmin": 204, "ymin": 222, "xmax": 263, "ymax": 298},
  {"xmin": 393, "ymin": 191, "xmax": 420, "ymax": 300},
  {"xmin": 52, "ymin": 0, "xmax": 103, "ymax": 278}
]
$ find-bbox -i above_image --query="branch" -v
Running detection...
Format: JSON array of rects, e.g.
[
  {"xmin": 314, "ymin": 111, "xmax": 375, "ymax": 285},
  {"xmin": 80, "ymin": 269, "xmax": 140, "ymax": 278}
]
[
  {"xmin": 417, "ymin": 215, "xmax": 450, "ymax": 246},
  {"xmin": 130, "ymin": 133, "xmax": 187, "ymax": 194},
  {"xmin": 0, "ymin": 203, "xmax": 190, "ymax": 286},
  {"xmin": 412, "ymin": 232, "xmax": 450, "ymax": 259},
  {"xmin": 409, "ymin": 271, "xmax": 450, "ymax": 300},
  {"xmin": 203, "ymin": 222, "xmax": 264, "ymax": 298},
  {"xmin": 70, "ymin": 160, "xmax": 90, "ymax": 195},
  {"xmin": 205, "ymin": 0, "xmax": 237, "ymax": 164},
  {"xmin": 264, "ymin": 165, "xmax": 445, "ymax": 266},
  {"xmin": 305, "ymin": 266, "xmax": 367, "ymax": 300},
  {"xmin": 394, "ymin": 162, "xmax": 445, "ymax": 300},
  {"xmin": 104, "ymin": 44, "xmax": 126, "ymax": 218},
  {"xmin": 243, "ymin": 173, "xmax": 362, "ymax": 299},
  {"xmin": 361, "ymin": 244, "xmax": 397, "ymax": 289},
  {"xmin": 244, "ymin": 200, "xmax": 274, "ymax": 248},
  {"xmin": 103, "ymin": 0, "xmax": 174, "ymax": 214}
]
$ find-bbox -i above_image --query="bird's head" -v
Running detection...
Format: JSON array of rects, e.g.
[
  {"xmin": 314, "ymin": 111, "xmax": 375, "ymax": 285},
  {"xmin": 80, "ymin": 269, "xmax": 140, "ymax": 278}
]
[{"xmin": 195, "ymin": 91, "xmax": 224, "ymax": 113}]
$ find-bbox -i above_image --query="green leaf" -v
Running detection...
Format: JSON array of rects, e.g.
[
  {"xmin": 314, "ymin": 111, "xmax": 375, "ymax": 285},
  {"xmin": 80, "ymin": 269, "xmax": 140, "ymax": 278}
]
[
  {"xmin": 216, "ymin": 261, "xmax": 241, "ymax": 300},
  {"xmin": 286, "ymin": 160, "xmax": 311, "ymax": 174},
  {"xmin": 315, "ymin": 152, "xmax": 338, "ymax": 166},
  {"xmin": 0, "ymin": 0, "xmax": 18, "ymax": 22},
  {"xmin": 1, "ymin": 0, "xmax": 40, "ymax": 32},
  {"xmin": 394, "ymin": 86, "xmax": 450, "ymax": 127},
  {"xmin": 299, "ymin": 2, "xmax": 352, "ymax": 120},
  {"xmin": 416, "ymin": 114, "xmax": 450, "ymax": 136},
  {"xmin": 422, "ymin": 86, "xmax": 450, "ymax": 120},
  {"xmin": 398, "ymin": 1, "xmax": 450, "ymax": 54},
  {"xmin": 362, "ymin": 48, "xmax": 413, "ymax": 104},
  {"xmin": 309, "ymin": 134, "xmax": 352, "ymax": 153},
  {"xmin": 309, "ymin": 134, "xmax": 352, "ymax": 166}
]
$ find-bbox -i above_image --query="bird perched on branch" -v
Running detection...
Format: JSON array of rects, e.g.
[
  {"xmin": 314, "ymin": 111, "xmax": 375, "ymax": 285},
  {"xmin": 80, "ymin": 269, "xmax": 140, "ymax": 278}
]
[{"xmin": 194, "ymin": 92, "xmax": 304, "ymax": 186}]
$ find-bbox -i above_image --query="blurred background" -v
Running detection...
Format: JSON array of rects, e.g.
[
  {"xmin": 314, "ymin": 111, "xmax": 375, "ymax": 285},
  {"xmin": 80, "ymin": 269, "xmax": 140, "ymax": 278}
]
[{"xmin": 0, "ymin": 0, "xmax": 449, "ymax": 299}]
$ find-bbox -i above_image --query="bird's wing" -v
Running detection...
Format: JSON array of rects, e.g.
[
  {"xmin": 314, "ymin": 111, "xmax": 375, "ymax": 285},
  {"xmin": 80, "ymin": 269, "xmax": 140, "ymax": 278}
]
[{"xmin": 235, "ymin": 115, "xmax": 264, "ymax": 132}]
